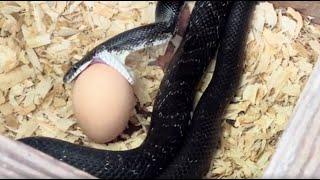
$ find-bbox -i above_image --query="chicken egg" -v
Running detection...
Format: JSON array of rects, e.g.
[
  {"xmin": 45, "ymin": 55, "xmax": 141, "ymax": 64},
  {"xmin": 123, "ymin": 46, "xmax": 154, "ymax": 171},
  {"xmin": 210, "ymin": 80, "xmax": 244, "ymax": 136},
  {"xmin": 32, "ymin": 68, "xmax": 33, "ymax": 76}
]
[{"xmin": 72, "ymin": 63, "xmax": 136, "ymax": 143}]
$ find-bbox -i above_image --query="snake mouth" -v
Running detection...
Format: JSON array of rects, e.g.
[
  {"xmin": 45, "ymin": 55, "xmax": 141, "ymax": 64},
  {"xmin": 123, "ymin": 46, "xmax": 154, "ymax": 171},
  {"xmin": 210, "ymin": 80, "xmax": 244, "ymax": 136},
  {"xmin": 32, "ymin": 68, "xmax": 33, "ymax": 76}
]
[
  {"xmin": 63, "ymin": 2, "xmax": 194, "ymax": 84},
  {"xmin": 64, "ymin": 34, "xmax": 173, "ymax": 85},
  {"xmin": 63, "ymin": 52, "xmax": 134, "ymax": 85}
]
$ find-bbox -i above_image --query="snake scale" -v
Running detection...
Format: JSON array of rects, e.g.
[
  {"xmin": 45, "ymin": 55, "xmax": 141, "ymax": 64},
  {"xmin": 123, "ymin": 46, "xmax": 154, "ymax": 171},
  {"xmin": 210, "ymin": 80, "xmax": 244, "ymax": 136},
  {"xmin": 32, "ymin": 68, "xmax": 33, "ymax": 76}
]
[{"xmin": 18, "ymin": 1, "xmax": 255, "ymax": 179}]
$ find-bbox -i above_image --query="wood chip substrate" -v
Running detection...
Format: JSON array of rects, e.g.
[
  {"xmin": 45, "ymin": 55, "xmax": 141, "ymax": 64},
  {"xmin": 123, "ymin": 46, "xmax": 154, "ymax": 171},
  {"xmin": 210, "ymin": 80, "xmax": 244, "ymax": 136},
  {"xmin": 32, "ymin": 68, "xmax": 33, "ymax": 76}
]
[{"xmin": 0, "ymin": 1, "xmax": 319, "ymax": 178}]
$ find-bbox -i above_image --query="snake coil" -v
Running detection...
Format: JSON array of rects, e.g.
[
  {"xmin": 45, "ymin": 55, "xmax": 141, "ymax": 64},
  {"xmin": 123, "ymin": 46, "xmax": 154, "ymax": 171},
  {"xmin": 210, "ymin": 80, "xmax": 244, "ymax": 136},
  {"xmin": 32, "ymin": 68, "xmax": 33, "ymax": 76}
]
[{"xmin": 19, "ymin": 1, "xmax": 255, "ymax": 179}]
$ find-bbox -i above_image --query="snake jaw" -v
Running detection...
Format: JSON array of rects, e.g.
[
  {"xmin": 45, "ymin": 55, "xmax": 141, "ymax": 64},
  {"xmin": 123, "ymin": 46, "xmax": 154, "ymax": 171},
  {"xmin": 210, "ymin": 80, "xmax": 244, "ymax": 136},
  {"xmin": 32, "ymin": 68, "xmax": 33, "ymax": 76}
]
[
  {"xmin": 93, "ymin": 50, "xmax": 135, "ymax": 85},
  {"xmin": 62, "ymin": 51, "xmax": 134, "ymax": 85},
  {"xmin": 63, "ymin": 32, "xmax": 173, "ymax": 84}
]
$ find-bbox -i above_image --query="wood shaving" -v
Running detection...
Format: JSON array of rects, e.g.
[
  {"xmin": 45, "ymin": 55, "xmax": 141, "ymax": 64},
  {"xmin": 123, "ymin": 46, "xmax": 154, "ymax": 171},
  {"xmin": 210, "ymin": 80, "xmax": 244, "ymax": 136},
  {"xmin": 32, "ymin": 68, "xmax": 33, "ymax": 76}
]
[
  {"xmin": 0, "ymin": 65, "xmax": 35, "ymax": 91},
  {"xmin": 287, "ymin": 7, "xmax": 303, "ymax": 38},
  {"xmin": 0, "ymin": 45, "xmax": 18, "ymax": 73},
  {"xmin": 0, "ymin": 1, "xmax": 319, "ymax": 179},
  {"xmin": 26, "ymin": 48, "xmax": 43, "ymax": 73}
]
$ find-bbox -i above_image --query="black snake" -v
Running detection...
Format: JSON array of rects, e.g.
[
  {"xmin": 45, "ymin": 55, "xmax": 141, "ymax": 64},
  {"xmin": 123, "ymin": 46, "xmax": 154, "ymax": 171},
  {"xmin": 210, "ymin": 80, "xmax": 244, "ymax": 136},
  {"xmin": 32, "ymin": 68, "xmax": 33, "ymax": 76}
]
[{"xmin": 18, "ymin": 1, "xmax": 255, "ymax": 179}]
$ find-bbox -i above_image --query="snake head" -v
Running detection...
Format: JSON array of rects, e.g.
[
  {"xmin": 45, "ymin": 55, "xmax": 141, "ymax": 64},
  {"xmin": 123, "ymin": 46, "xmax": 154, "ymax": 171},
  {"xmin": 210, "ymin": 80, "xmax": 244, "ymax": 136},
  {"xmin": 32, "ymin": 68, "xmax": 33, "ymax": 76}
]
[{"xmin": 63, "ymin": 59, "xmax": 92, "ymax": 84}]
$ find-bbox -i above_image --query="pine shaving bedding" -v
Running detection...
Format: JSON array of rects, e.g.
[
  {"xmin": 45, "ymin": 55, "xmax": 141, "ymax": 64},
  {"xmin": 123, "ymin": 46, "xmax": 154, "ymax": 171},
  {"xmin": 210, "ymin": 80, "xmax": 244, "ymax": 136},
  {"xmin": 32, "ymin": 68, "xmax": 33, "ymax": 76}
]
[{"xmin": 0, "ymin": 1, "xmax": 319, "ymax": 178}]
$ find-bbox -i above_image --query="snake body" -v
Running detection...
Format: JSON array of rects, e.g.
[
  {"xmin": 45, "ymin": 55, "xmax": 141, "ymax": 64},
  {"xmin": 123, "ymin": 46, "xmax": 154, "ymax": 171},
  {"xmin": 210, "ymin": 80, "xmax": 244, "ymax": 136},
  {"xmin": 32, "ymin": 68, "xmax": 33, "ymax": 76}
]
[{"xmin": 18, "ymin": 1, "xmax": 255, "ymax": 179}]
